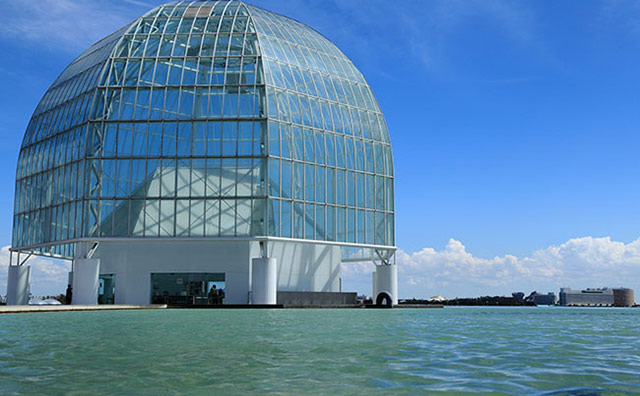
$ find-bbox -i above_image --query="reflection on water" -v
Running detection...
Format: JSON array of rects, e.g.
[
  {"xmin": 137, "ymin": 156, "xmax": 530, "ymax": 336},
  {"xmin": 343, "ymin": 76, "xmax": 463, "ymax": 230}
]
[
  {"xmin": 0, "ymin": 307, "xmax": 638, "ymax": 395},
  {"xmin": 543, "ymin": 389, "xmax": 640, "ymax": 396}
]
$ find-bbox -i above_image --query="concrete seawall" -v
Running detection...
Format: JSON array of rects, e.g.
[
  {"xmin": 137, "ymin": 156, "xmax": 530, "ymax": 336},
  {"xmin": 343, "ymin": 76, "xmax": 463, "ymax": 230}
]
[
  {"xmin": 0, "ymin": 303, "xmax": 445, "ymax": 314},
  {"xmin": 0, "ymin": 305, "xmax": 167, "ymax": 314}
]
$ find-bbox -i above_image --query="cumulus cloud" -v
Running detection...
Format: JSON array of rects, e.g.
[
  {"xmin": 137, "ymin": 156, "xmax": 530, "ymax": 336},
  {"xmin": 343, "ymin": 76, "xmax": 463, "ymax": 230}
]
[
  {"xmin": 0, "ymin": 246, "xmax": 70, "ymax": 298},
  {"xmin": 343, "ymin": 236, "xmax": 640, "ymax": 302},
  {"xmin": 1, "ymin": 237, "xmax": 638, "ymax": 302}
]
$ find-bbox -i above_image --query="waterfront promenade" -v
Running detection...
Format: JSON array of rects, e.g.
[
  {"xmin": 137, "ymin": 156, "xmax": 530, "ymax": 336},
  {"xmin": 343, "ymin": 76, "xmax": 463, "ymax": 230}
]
[
  {"xmin": 0, "ymin": 305, "xmax": 167, "ymax": 314},
  {"xmin": 0, "ymin": 304, "xmax": 444, "ymax": 313}
]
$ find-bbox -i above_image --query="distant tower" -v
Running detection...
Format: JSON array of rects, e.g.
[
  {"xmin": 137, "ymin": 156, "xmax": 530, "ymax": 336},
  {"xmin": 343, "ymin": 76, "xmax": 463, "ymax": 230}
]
[{"xmin": 613, "ymin": 288, "xmax": 634, "ymax": 307}]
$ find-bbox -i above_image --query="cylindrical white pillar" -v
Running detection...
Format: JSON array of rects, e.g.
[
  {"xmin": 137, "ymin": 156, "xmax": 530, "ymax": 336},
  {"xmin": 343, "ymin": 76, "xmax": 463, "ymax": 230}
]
[
  {"xmin": 72, "ymin": 258, "xmax": 100, "ymax": 305},
  {"xmin": 251, "ymin": 257, "xmax": 277, "ymax": 304},
  {"xmin": 6, "ymin": 265, "xmax": 31, "ymax": 305},
  {"xmin": 375, "ymin": 264, "xmax": 398, "ymax": 306},
  {"xmin": 371, "ymin": 271, "xmax": 378, "ymax": 301}
]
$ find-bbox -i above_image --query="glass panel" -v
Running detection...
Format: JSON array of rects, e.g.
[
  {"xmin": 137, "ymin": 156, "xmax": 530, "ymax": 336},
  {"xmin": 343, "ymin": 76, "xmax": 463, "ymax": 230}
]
[
  {"xmin": 315, "ymin": 166, "xmax": 325, "ymax": 204},
  {"xmin": 205, "ymin": 199, "xmax": 219, "ymax": 236},
  {"xmin": 131, "ymin": 159, "xmax": 147, "ymax": 198},
  {"xmin": 175, "ymin": 199, "xmax": 190, "ymax": 236},
  {"xmin": 336, "ymin": 206, "xmax": 345, "ymax": 242},
  {"xmin": 304, "ymin": 203, "xmax": 314, "ymax": 240},
  {"xmin": 115, "ymin": 159, "xmax": 131, "ymax": 197},
  {"xmin": 236, "ymin": 199, "xmax": 251, "ymax": 235},
  {"xmin": 315, "ymin": 205, "xmax": 325, "ymax": 240},
  {"xmin": 220, "ymin": 199, "xmax": 235, "ymax": 236},
  {"xmin": 176, "ymin": 159, "xmax": 190, "ymax": 197},
  {"xmin": 159, "ymin": 199, "xmax": 174, "ymax": 236},
  {"xmin": 160, "ymin": 159, "xmax": 176, "ymax": 197},
  {"xmin": 304, "ymin": 164, "xmax": 314, "ymax": 202}
]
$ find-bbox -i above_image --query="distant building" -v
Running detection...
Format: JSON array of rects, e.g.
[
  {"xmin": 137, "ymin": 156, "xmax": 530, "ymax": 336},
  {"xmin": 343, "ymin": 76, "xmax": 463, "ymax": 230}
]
[
  {"xmin": 512, "ymin": 292, "xmax": 525, "ymax": 303},
  {"xmin": 559, "ymin": 288, "xmax": 614, "ymax": 306},
  {"xmin": 524, "ymin": 291, "xmax": 540, "ymax": 303},
  {"xmin": 613, "ymin": 288, "xmax": 635, "ymax": 307},
  {"xmin": 533, "ymin": 292, "xmax": 557, "ymax": 306}
]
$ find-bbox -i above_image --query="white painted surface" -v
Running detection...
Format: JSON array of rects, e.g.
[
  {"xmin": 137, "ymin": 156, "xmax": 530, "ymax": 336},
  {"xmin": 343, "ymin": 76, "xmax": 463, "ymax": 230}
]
[
  {"xmin": 90, "ymin": 239, "xmax": 342, "ymax": 305},
  {"xmin": 375, "ymin": 264, "xmax": 398, "ymax": 305},
  {"xmin": 95, "ymin": 240, "xmax": 257, "ymax": 305},
  {"xmin": 268, "ymin": 241, "xmax": 341, "ymax": 292},
  {"xmin": 251, "ymin": 257, "xmax": 277, "ymax": 304},
  {"xmin": 6, "ymin": 265, "xmax": 31, "ymax": 306},
  {"xmin": 72, "ymin": 259, "xmax": 100, "ymax": 305},
  {"xmin": 372, "ymin": 270, "xmax": 378, "ymax": 300}
]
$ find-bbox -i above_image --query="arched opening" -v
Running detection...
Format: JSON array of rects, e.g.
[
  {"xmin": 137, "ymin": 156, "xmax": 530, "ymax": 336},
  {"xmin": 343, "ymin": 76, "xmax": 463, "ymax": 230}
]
[{"xmin": 376, "ymin": 292, "xmax": 392, "ymax": 307}]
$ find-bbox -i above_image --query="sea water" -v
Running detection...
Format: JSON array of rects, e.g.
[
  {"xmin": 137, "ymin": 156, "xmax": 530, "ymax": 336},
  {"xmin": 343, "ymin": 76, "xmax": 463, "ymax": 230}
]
[{"xmin": 0, "ymin": 307, "xmax": 638, "ymax": 395}]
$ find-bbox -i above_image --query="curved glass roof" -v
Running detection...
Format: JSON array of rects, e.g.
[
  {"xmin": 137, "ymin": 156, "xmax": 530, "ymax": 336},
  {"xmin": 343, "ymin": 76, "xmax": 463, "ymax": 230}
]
[{"xmin": 13, "ymin": 0, "xmax": 394, "ymax": 258}]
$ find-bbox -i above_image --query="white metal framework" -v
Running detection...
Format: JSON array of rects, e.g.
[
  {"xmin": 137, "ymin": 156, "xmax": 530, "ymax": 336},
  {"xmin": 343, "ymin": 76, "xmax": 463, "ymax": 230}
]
[{"xmin": 11, "ymin": 1, "xmax": 396, "ymax": 302}]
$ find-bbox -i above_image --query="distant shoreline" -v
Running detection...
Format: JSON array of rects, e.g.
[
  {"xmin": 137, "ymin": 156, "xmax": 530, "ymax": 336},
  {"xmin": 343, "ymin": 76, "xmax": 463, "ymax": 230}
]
[{"xmin": 399, "ymin": 298, "xmax": 638, "ymax": 308}]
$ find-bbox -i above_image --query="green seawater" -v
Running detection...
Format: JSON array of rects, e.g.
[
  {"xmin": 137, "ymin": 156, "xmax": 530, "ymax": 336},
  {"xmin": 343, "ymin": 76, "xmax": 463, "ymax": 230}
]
[{"xmin": 0, "ymin": 307, "xmax": 639, "ymax": 395}]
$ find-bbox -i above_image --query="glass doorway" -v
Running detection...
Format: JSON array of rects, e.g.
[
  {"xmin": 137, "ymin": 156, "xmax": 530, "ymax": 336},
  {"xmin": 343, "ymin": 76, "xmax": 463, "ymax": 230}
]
[
  {"xmin": 150, "ymin": 273, "xmax": 225, "ymax": 305},
  {"xmin": 98, "ymin": 274, "xmax": 115, "ymax": 304}
]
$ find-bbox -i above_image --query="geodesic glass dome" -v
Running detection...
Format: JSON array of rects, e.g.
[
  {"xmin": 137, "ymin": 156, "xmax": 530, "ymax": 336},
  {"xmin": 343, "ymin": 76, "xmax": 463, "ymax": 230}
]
[{"xmin": 12, "ymin": 0, "xmax": 394, "ymax": 259}]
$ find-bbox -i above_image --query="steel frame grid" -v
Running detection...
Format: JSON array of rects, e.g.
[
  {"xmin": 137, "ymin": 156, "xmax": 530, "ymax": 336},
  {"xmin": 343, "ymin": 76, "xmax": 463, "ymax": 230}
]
[{"xmin": 12, "ymin": 0, "xmax": 397, "ymax": 261}]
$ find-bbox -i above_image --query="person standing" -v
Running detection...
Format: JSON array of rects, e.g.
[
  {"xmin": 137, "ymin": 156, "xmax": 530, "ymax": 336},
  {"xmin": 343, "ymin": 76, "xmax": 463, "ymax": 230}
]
[{"xmin": 208, "ymin": 285, "xmax": 217, "ymax": 305}]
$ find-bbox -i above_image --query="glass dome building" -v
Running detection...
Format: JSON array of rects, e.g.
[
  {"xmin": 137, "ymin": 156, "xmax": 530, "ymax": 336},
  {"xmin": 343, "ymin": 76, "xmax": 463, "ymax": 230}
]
[{"xmin": 8, "ymin": 0, "xmax": 397, "ymax": 306}]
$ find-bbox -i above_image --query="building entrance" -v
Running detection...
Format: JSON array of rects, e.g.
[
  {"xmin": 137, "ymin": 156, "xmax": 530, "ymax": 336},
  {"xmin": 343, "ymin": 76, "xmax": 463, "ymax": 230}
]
[
  {"xmin": 150, "ymin": 273, "xmax": 225, "ymax": 305},
  {"xmin": 98, "ymin": 274, "xmax": 115, "ymax": 304}
]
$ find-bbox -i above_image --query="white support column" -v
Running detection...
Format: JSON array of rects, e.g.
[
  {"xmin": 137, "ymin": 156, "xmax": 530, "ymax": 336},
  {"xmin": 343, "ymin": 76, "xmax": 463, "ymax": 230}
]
[
  {"xmin": 373, "ymin": 264, "xmax": 398, "ymax": 306},
  {"xmin": 72, "ymin": 258, "xmax": 100, "ymax": 305},
  {"xmin": 372, "ymin": 271, "xmax": 378, "ymax": 301},
  {"xmin": 6, "ymin": 265, "xmax": 31, "ymax": 305},
  {"xmin": 251, "ymin": 257, "xmax": 277, "ymax": 304}
]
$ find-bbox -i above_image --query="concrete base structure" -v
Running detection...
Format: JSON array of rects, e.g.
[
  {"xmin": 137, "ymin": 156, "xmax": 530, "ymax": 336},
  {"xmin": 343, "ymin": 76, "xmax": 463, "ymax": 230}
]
[
  {"xmin": 251, "ymin": 257, "xmax": 277, "ymax": 304},
  {"xmin": 6, "ymin": 265, "xmax": 31, "ymax": 306},
  {"xmin": 277, "ymin": 291, "xmax": 357, "ymax": 306},
  {"xmin": 72, "ymin": 259, "xmax": 100, "ymax": 305},
  {"xmin": 0, "ymin": 305, "xmax": 167, "ymax": 314},
  {"xmin": 373, "ymin": 264, "xmax": 398, "ymax": 306},
  {"xmin": 92, "ymin": 240, "xmax": 342, "ymax": 305}
]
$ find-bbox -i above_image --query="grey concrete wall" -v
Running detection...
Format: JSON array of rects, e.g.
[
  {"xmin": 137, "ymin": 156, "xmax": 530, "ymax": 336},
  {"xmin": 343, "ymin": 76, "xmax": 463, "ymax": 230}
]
[{"xmin": 277, "ymin": 291, "xmax": 357, "ymax": 306}]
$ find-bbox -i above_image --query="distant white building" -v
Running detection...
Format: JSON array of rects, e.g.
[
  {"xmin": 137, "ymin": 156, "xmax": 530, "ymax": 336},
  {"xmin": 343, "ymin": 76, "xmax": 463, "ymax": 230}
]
[{"xmin": 559, "ymin": 288, "xmax": 613, "ymax": 306}]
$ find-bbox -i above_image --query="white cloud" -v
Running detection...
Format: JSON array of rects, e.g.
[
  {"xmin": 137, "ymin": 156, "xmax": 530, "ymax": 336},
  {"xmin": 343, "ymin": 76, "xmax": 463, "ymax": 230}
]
[
  {"xmin": 343, "ymin": 236, "xmax": 640, "ymax": 302},
  {"xmin": 2, "ymin": 237, "xmax": 638, "ymax": 303},
  {"xmin": 289, "ymin": 0, "xmax": 540, "ymax": 74},
  {"xmin": 0, "ymin": 0, "xmax": 149, "ymax": 53},
  {"xmin": 0, "ymin": 246, "xmax": 70, "ymax": 298}
]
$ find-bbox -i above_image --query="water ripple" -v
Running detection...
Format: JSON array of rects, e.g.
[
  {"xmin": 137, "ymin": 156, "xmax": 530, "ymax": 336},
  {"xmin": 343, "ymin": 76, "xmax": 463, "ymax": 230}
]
[{"xmin": 0, "ymin": 307, "xmax": 638, "ymax": 395}]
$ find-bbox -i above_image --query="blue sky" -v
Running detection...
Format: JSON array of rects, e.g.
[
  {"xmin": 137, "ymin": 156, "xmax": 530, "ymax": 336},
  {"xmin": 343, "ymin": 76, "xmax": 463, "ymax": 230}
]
[{"xmin": 1, "ymin": 0, "xmax": 639, "ymax": 300}]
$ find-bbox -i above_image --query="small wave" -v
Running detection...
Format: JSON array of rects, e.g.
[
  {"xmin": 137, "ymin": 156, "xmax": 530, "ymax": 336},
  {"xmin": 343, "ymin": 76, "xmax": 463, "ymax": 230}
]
[{"xmin": 542, "ymin": 388, "xmax": 640, "ymax": 396}]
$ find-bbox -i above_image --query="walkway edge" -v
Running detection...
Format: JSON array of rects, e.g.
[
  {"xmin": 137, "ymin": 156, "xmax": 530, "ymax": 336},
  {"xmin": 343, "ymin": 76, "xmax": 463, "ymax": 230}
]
[{"xmin": 0, "ymin": 305, "xmax": 168, "ymax": 314}]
